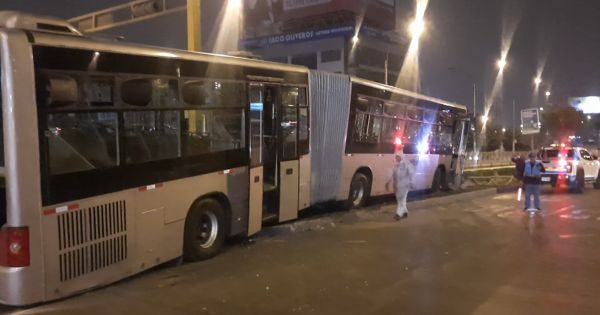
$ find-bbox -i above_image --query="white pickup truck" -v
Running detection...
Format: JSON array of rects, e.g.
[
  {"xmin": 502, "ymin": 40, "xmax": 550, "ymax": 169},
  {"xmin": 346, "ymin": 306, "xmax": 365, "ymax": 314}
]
[{"xmin": 538, "ymin": 145, "xmax": 600, "ymax": 193}]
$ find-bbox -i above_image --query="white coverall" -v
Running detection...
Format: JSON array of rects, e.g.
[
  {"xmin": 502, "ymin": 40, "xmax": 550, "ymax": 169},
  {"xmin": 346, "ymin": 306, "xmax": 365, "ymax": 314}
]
[{"xmin": 390, "ymin": 159, "xmax": 416, "ymax": 216}]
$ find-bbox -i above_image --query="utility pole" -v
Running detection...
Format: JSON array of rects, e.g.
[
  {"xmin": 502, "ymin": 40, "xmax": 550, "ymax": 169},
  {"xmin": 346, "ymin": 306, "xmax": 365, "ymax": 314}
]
[
  {"xmin": 187, "ymin": 0, "xmax": 201, "ymax": 51},
  {"xmin": 384, "ymin": 54, "xmax": 389, "ymax": 85},
  {"xmin": 472, "ymin": 84, "xmax": 477, "ymax": 153},
  {"xmin": 512, "ymin": 99, "xmax": 516, "ymax": 153}
]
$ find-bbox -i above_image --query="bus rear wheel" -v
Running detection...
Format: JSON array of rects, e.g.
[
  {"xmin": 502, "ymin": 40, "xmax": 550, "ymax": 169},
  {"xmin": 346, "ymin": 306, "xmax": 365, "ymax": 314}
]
[
  {"xmin": 346, "ymin": 173, "xmax": 370, "ymax": 209},
  {"xmin": 183, "ymin": 198, "xmax": 227, "ymax": 261},
  {"xmin": 429, "ymin": 168, "xmax": 445, "ymax": 193}
]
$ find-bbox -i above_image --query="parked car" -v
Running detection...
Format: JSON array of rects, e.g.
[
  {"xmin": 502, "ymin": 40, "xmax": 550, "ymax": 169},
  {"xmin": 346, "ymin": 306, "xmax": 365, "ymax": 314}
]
[{"xmin": 538, "ymin": 145, "xmax": 600, "ymax": 193}]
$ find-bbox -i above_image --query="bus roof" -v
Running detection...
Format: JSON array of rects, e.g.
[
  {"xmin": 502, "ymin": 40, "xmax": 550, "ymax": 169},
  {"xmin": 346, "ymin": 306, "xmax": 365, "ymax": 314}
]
[
  {"xmin": 351, "ymin": 77, "xmax": 468, "ymax": 112},
  {"xmin": 24, "ymin": 28, "xmax": 309, "ymax": 75}
]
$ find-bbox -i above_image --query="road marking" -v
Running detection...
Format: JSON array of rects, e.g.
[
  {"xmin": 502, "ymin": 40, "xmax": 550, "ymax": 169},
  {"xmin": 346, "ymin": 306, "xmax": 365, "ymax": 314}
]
[
  {"xmin": 559, "ymin": 234, "xmax": 594, "ymax": 239},
  {"xmin": 543, "ymin": 205, "xmax": 574, "ymax": 217}
]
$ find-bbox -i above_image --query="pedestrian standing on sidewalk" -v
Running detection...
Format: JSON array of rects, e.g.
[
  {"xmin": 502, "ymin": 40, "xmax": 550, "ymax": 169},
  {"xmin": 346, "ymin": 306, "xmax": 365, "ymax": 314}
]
[
  {"xmin": 523, "ymin": 152, "xmax": 546, "ymax": 211},
  {"xmin": 386, "ymin": 151, "xmax": 416, "ymax": 220}
]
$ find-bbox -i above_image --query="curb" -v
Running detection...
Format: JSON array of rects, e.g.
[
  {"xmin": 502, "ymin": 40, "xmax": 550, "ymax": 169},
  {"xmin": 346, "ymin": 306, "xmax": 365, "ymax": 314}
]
[{"xmin": 408, "ymin": 188, "xmax": 498, "ymax": 210}]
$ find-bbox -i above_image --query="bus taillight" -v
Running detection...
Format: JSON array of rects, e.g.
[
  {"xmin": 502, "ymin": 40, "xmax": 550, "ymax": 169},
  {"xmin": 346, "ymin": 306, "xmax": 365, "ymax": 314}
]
[{"xmin": 0, "ymin": 227, "xmax": 30, "ymax": 267}]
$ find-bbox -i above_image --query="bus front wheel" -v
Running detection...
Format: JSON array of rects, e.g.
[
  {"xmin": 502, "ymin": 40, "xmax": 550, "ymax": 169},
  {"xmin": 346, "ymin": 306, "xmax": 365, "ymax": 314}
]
[{"xmin": 183, "ymin": 198, "xmax": 227, "ymax": 261}]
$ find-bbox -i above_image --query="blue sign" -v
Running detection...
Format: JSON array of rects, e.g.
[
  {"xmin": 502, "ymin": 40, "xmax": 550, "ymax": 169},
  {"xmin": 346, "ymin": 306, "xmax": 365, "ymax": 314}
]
[
  {"xmin": 241, "ymin": 26, "xmax": 354, "ymax": 49},
  {"xmin": 250, "ymin": 102, "xmax": 264, "ymax": 111}
]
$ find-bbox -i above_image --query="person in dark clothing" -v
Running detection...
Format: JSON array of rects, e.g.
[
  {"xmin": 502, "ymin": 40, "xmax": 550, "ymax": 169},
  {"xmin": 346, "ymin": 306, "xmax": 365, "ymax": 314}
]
[
  {"xmin": 511, "ymin": 154, "xmax": 526, "ymax": 182},
  {"xmin": 522, "ymin": 152, "xmax": 546, "ymax": 211}
]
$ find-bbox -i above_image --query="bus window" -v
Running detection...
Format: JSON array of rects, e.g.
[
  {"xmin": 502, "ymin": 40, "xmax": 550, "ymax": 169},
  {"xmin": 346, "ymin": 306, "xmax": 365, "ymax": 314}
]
[
  {"xmin": 121, "ymin": 79, "xmax": 152, "ymax": 106},
  {"xmin": 281, "ymin": 88, "xmax": 299, "ymax": 160},
  {"xmin": 183, "ymin": 109, "xmax": 245, "ymax": 156},
  {"xmin": 385, "ymin": 102, "xmax": 405, "ymax": 118},
  {"xmin": 423, "ymin": 110, "xmax": 437, "ymax": 124},
  {"xmin": 85, "ymin": 77, "xmax": 114, "ymax": 106},
  {"xmin": 369, "ymin": 99, "xmax": 384, "ymax": 115},
  {"xmin": 298, "ymin": 87, "xmax": 309, "ymax": 155},
  {"xmin": 182, "ymin": 80, "xmax": 245, "ymax": 108},
  {"xmin": 46, "ymin": 112, "xmax": 119, "ymax": 175},
  {"xmin": 406, "ymin": 106, "xmax": 423, "ymax": 121},
  {"xmin": 123, "ymin": 111, "xmax": 181, "ymax": 164},
  {"xmin": 151, "ymin": 79, "xmax": 179, "ymax": 107},
  {"xmin": 356, "ymin": 96, "xmax": 369, "ymax": 112}
]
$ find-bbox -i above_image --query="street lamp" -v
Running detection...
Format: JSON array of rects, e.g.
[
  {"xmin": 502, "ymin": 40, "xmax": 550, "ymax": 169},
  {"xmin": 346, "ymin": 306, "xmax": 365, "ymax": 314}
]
[
  {"xmin": 539, "ymin": 107, "xmax": 544, "ymax": 111},
  {"xmin": 497, "ymin": 58, "xmax": 507, "ymax": 73},
  {"xmin": 408, "ymin": 18, "xmax": 425, "ymax": 40},
  {"xmin": 351, "ymin": 35, "xmax": 359, "ymax": 44},
  {"xmin": 229, "ymin": 0, "xmax": 242, "ymax": 9},
  {"xmin": 534, "ymin": 77, "xmax": 542, "ymax": 87},
  {"xmin": 545, "ymin": 91, "xmax": 551, "ymax": 97},
  {"xmin": 502, "ymin": 128, "xmax": 506, "ymax": 133},
  {"xmin": 481, "ymin": 115, "xmax": 489, "ymax": 124}
]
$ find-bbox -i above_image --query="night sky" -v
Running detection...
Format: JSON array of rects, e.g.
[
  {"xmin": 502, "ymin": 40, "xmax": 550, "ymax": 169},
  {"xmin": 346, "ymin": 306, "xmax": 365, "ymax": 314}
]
[{"xmin": 1, "ymin": 0, "xmax": 599, "ymax": 126}]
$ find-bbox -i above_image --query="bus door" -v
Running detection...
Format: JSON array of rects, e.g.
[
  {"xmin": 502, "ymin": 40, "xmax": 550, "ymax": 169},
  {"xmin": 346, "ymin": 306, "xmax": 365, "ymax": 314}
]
[
  {"xmin": 248, "ymin": 85, "xmax": 264, "ymax": 235},
  {"xmin": 278, "ymin": 87, "xmax": 300, "ymax": 222}
]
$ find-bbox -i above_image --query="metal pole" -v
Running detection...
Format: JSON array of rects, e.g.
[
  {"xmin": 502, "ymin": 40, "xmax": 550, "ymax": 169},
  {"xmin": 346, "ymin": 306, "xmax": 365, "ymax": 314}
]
[
  {"xmin": 512, "ymin": 99, "xmax": 516, "ymax": 153},
  {"xmin": 472, "ymin": 84, "xmax": 476, "ymax": 153},
  {"xmin": 384, "ymin": 54, "xmax": 389, "ymax": 85},
  {"xmin": 187, "ymin": 0, "xmax": 201, "ymax": 51}
]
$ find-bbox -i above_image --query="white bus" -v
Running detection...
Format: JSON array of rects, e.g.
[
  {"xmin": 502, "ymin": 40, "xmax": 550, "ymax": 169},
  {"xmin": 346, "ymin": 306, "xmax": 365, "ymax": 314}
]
[{"xmin": 0, "ymin": 12, "xmax": 468, "ymax": 305}]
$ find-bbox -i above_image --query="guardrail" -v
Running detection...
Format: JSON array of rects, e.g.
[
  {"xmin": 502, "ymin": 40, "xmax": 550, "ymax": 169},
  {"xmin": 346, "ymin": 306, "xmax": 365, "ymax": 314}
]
[{"xmin": 464, "ymin": 151, "xmax": 529, "ymax": 169}]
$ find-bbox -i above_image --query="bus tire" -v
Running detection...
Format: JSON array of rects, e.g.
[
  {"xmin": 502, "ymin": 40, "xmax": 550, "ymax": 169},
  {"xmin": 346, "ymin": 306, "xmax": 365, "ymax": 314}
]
[
  {"xmin": 345, "ymin": 173, "xmax": 370, "ymax": 209},
  {"xmin": 429, "ymin": 168, "xmax": 443, "ymax": 193},
  {"xmin": 594, "ymin": 170, "xmax": 600, "ymax": 190},
  {"xmin": 569, "ymin": 170, "xmax": 585, "ymax": 194},
  {"xmin": 183, "ymin": 198, "xmax": 227, "ymax": 262}
]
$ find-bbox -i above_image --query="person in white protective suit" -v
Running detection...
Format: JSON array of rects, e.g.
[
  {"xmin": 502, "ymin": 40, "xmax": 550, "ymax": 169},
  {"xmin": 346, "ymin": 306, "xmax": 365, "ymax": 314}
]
[{"xmin": 386, "ymin": 151, "xmax": 416, "ymax": 220}]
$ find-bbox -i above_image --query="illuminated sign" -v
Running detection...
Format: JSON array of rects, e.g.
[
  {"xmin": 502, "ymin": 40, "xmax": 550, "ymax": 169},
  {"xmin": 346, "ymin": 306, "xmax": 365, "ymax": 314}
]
[
  {"xmin": 521, "ymin": 108, "xmax": 540, "ymax": 135},
  {"xmin": 569, "ymin": 97, "xmax": 600, "ymax": 114}
]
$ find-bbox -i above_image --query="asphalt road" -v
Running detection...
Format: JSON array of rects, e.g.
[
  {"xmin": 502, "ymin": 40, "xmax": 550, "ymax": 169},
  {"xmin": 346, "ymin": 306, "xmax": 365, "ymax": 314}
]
[{"xmin": 5, "ymin": 186, "xmax": 600, "ymax": 314}]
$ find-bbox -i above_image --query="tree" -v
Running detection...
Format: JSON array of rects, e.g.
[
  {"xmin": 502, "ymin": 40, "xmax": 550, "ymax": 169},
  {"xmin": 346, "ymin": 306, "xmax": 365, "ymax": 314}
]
[{"xmin": 540, "ymin": 106, "xmax": 585, "ymax": 145}]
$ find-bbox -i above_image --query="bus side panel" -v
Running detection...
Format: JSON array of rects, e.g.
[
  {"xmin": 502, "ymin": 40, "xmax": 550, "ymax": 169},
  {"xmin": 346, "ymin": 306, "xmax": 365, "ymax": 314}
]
[
  {"xmin": 338, "ymin": 154, "xmax": 395, "ymax": 199},
  {"xmin": 0, "ymin": 30, "xmax": 46, "ymax": 306},
  {"xmin": 42, "ymin": 190, "xmax": 136, "ymax": 302},
  {"xmin": 42, "ymin": 168, "xmax": 245, "ymax": 302}
]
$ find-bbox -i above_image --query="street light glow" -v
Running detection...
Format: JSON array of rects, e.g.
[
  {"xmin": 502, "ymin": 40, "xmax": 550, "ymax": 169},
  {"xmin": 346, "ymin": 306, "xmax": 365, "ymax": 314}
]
[
  {"xmin": 539, "ymin": 107, "xmax": 544, "ymax": 111},
  {"xmin": 545, "ymin": 91, "xmax": 551, "ymax": 97},
  {"xmin": 502, "ymin": 128, "xmax": 506, "ymax": 133},
  {"xmin": 228, "ymin": 0, "xmax": 242, "ymax": 10},
  {"xmin": 409, "ymin": 18, "xmax": 425, "ymax": 39},
  {"xmin": 497, "ymin": 58, "xmax": 507, "ymax": 72},
  {"xmin": 588, "ymin": 115, "xmax": 592, "ymax": 120},
  {"xmin": 534, "ymin": 77, "xmax": 542, "ymax": 86},
  {"xmin": 481, "ymin": 115, "xmax": 489, "ymax": 124}
]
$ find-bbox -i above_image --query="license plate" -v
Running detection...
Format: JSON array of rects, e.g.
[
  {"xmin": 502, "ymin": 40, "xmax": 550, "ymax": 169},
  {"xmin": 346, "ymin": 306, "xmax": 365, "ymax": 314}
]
[{"xmin": 542, "ymin": 177, "xmax": 551, "ymax": 182}]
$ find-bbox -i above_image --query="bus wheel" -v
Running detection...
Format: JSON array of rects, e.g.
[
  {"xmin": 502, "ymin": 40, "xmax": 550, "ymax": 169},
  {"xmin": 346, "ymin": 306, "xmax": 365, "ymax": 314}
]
[
  {"xmin": 183, "ymin": 198, "xmax": 227, "ymax": 261},
  {"xmin": 429, "ymin": 168, "xmax": 443, "ymax": 193},
  {"xmin": 346, "ymin": 173, "xmax": 370, "ymax": 209}
]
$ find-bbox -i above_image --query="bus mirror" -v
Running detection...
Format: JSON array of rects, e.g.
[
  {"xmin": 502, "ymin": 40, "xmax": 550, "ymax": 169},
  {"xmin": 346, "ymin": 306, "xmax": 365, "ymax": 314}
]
[
  {"xmin": 46, "ymin": 75, "xmax": 78, "ymax": 106},
  {"xmin": 182, "ymin": 81, "xmax": 206, "ymax": 105},
  {"xmin": 121, "ymin": 79, "xmax": 152, "ymax": 106}
]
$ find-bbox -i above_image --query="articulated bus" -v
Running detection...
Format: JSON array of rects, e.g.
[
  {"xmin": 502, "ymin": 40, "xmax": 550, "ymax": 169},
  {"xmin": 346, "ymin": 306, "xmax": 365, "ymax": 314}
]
[{"xmin": 0, "ymin": 12, "xmax": 468, "ymax": 305}]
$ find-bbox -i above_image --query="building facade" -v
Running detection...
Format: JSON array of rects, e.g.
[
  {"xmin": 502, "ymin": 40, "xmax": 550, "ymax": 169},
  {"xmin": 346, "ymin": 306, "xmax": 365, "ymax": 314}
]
[{"xmin": 240, "ymin": 0, "xmax": 410, "ymax": 84}]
